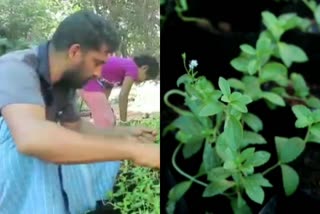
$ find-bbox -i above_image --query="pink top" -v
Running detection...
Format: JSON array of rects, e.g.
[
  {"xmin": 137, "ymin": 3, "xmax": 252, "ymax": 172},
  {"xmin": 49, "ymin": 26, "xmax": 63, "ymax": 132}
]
[{"xmin": 83, "ymin": 56, "xmax": 139, "ymax": 92}]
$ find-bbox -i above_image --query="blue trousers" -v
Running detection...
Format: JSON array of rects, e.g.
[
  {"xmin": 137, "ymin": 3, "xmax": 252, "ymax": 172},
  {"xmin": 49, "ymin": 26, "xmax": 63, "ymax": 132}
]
[{"xmin": 0, "ymin": 117, "xmax": 121, "ymax": 214}]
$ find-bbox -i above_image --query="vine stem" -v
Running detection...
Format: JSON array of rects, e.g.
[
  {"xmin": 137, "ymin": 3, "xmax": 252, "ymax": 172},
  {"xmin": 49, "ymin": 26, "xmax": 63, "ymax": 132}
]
[
  {"xmin": 304, "ymin": 125, "xmax": 311, "ymax": 143},
  {"xmin": 262, "ymin": 162, "xmax": 280, "ymax": 176},
  {"xmin": 172, "ymin": 144, "xmax": 208, "ymax": 187},
  {"xmin": 163, "ymin": 89, "xmax": 189, "ymax": 115}
]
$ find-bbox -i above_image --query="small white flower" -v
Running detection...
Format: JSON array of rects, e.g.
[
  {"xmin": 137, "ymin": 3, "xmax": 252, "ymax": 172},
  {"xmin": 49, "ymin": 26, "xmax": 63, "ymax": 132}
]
[{"xmin": 189, "ymin": 60, "xmax": 198, "ymax": 70}]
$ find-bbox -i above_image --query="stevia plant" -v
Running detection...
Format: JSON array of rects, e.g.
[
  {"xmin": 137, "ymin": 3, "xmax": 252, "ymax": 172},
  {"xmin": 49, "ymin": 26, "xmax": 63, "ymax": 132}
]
[
  {"xmin": 164, "ymin": 10, "xmax": 320, "ymax": 214},
  {"xmin": 164, "ymin": 55, "xmax": 320, "ymax": 214}
]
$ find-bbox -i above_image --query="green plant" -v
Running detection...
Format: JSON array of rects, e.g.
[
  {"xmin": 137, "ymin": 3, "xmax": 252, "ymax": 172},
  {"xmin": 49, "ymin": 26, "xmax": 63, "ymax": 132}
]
[
  {"xmin": 0, "ymin": 37, "xmax": 30, "ymax": 56},
  {"xmin": 107, "ymin": 117, "xmax": 160, "ymax": 214},
  {"xmin": 302, "ymin": 0, "xmax": 320, "ymax": 28},
  {"xmin": 164, "ymin": 11, "xmax": 320, "ymax": 214}
]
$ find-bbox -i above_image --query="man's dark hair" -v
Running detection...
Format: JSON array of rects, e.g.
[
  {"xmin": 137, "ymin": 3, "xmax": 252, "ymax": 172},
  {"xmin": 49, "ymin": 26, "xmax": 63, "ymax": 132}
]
[
  {"xmin": 133, "ymin": 55, "xmax": 159, "ymax": 79},
  {"xmin": 51, "ymin": 10, "xmax": 120, "ymax": 52}
]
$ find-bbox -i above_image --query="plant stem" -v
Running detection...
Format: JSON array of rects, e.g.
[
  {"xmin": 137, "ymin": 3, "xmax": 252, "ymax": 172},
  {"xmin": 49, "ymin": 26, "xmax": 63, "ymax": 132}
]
[
  {"xmin": 172, "ymin": 144, "xmax": 209, "ymax": 187},
  {"xmin": 304, "ymin": 125, "xmax": 311, "ymax": 143},
  {"xmin": 262, "ymin": 162, "xmax": 280, "ymax": 176},
  {"xmin": 164, "ymin": 89, "xmax": 189, "ymax": 115}
]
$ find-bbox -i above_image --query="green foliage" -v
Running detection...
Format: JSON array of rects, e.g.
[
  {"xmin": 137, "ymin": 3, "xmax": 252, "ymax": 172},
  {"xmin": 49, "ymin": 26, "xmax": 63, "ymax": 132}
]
[
  {"xmin": 164, "ymin": 10, "xmax": 320, "ymax": 213},
  {"xmin": 108, "ymin": 117, "xmax": 160, "ymax": 214}
]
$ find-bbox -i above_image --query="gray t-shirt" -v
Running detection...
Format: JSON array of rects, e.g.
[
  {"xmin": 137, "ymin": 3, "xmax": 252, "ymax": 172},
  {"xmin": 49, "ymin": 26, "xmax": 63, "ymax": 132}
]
[{"xmin": 0, "ymin": 46, "xmax": 80, "ymax": 123}]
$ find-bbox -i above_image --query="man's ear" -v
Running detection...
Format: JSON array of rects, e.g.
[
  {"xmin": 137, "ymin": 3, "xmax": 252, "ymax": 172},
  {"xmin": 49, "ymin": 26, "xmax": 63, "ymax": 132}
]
[{"xmin": 68, "ymin": 44, "xmax": 82, "ymax": 62}]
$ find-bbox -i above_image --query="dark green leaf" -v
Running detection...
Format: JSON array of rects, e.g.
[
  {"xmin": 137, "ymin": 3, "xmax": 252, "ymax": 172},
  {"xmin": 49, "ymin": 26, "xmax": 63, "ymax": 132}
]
[
  {"xmin": 224, "ymin": 115, "xmax": 243, "ymax": 150},
  {"xmin": 245, "ymin": 174, "xmax": 273, "ymax": 188},
  {"xmin": 280, "ymin": 164, "xmax": 299, "ymax": 196},
  {"xmin": 198, "ymin": 101, "xmax": 224, "ymax": 117},
  {"xmin": 256, "ymin": 35, "xmax": 272, "ymax": 54},
  {"xmin": 231, "ymin": 101, "xmax": 248, "ymax": 113},
  {"xmin": 275, "ymin": 137, "xmax": 305, "ymax": 163},
  {"xmin": 310, "ymin": 123, "xmax": 320, "ymax": 139},
  {"xmin": 262, "ymin": 92, "xmax": 285, "ymax": 106},
  {"xmin": 172, "ymin": 116, "xmax": 204, "ymax": 144},
  {"xmin": 242, "ymin": 76, "xmax": 262, "ymax": 100},
  {"xmin": 292, "ymin": 105, "xmax": 313, "ymax": 128},
  {"xmin": 177, "ymin": 74, "xmax": 193, "ymax": 87},
  {"xmin": 306, "ymin": 97, "xmax": 320, "ymax": 109},
  {"xmin": 312, "ymin": 110, "xmax": 320, "ymax": 124},
  {"xmin": 168, "ymin": 181, "xmax": 192, "ymax": 201},
  {"xmin": 230, "ymin": 56, "xmax": 251, "ymax": 73},
  {"xmin": 243, "ymin": 113, "xmax": 263, "ymax": 132},
  {"xmin": 278, "ymin": 42, "xmax": 308, "ymax": 67},
  {"xmin": 216, "ymin": 133, "xmax": 236, "ymax": 161},
  {"xmin": 202, "ymin": 180, "xmax": 235, "ymax": 197},
  {"xmin": 219, "ymin": 77, "xmax": 231, "ymax": 96},
  {"xmin": 240, "ymin": 44, "xmax": 256, "ymax": 55},
  {"xmin": 244, "ymin": 151, "xmax": 271, "ymax": 167},
  {"xmin": 260, "ymin": 62, "xmax": 288, "ymax": 86},
  {"xmin": 248, "ymin": 59, "xmax": 258, "ymax": 75},
  {"xmin": 307, "ymin": 132, "xmax": 320, "ymax": 144},
  {"xmin": 231, "ymin": 194, "xmax": 253, "ymax": 214},
  {"xmin": 207, "ymin": 167, "xmax": 232, "ymax": 181},
  {"xmin": 228, "ymin": 78, "xmax": 245, "ymax": 90},
  {"xmin": 290, "ymin": 73, "xmax": 309, "ymax": 98},
  {"xmin": 203, "ymin": 143, "xmax": 220, "ymax": 172},
  {"xmin": 242, "ymin": 131, "xmax": 267, "ymax": 148},
  {"xmin": 262, "ymin": 11, "xmax": 284, "ymax": 40},
  {"xmin": 239, "ymin": 148, "xmax": 255, "ymax": 163},
  {"xmin": 243, "ymin": 180, "xmax": 265, "ymax": 204},
  {"xmin": 182, "ymin": 141, "xmax": 203, "ymax": 159}
]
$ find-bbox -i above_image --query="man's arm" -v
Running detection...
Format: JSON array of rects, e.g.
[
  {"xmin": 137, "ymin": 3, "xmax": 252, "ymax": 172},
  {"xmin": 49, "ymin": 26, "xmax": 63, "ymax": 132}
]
[
  {"xmin": 119, "ymin": 76, "xmax": 134, "ymax": 122},
  {"xmin": 2, "ymin": 104, "xmax": 159, "ymax": 168},
  {"xmin": 62, "ymin": 118, "xmax": 157, "ymax": 142}
]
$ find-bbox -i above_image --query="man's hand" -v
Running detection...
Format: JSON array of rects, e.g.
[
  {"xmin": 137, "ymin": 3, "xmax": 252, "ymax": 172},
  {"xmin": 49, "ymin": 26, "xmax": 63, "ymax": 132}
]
[
  {"xmin": 130, "ymin": 140, "xmax": 160, "ymax": 169},
  {"xmin": 127, "ymin": 126, "xmax": 158, "ymax": 143}
]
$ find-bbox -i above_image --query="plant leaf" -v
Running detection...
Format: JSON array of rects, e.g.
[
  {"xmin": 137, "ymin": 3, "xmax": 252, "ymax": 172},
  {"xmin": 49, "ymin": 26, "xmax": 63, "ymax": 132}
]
[
  {"xmin": 243, "ymin": 179, "xmax": 265, "ymax": 204},
  {"xmin": 275, "ymin": 137, "xmax": 305, "ymax": 163},
  {"xmin": 278, "ymin": 42, "xmax": 308, "ymax": 67},
  {"xmin": 280, "ymin": 164, "xmax": 299, "ymax": 196},
  {"xmin": 224, "ymin": 115, "xmax": 243, "ymax": 151},
  {"xmin": 230, "ymin": 56, "xmax": 251, "ymax": 73},
  {"xmin": 261, "ymin": 92, "xmax": 285, "ymax": 106},
  {"xmin": 207, "ymin": 167, "xmax": 232, "ymax": 181},
  {"xmin": 219, "ymin": 77, "xmax": 231, "ymax": 96},
  {"xmin": 168, "ymin": 181, "xmax": 192, "ymax": 201},
  {"xmin": 198, "ymin": 101, "xmax": 224, "ymax": 117},
  {"xmin": 260, "ymin": 62, "xmax": 288, "ymax": 86},
  {"xmin": 177, "ymin": 74, "xmax": 193, "ymax": 87},
  {"xmin": 290, "ymin": 73, "xmax": 309, "ymax": 98},
  {"xmin": 244, "ymin": 151, "xmax": 271, "ymax": 167},
  {"xmin": 203, "ymin": 142, "xmax": 220, "ymax": 172},
  {"xmin": 240, "ymin": 44, "xmax": 256, "ymax": 55},
  {"xmin": 243, "ymin": 113, "xmax": 263, "ymax": 132},
  {"xmin": 242, "ymin": 131, "xmax": 267, "ymax": 148},
  {"xmin": 228, "ymin": 78, "xmax": 245, "ymax": 90},
  {"xmin": 292, "ymin": 104, "xmax": 313, "ymax": 128},
  {"xmin": 248, "ymin": 59, "xmax": 258, "ymax": 75},
  {"xmin": 203, "ymin": 180, "xmax": 235, "ymax": 197},
  {"xmin": 310, "ymin": 123, "xmax": 320, "ymax": 139},
  {"xmin": 182, "ymin": 141, "xmax": 203, "ymax": 159},
  {"xmin": 262, "ymin": 11, "xmax": 284, "ymax": 40}
]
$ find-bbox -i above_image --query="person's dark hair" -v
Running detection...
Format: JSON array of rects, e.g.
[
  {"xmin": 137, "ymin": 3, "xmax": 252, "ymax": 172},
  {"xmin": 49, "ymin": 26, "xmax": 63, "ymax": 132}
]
[
  {"xmin": 133, "ymin": 55, "xmax": 159, "ymax": 79},
  {"xmin": 51, "ymin": 10, "xmax": 120, "ymax": 52}
]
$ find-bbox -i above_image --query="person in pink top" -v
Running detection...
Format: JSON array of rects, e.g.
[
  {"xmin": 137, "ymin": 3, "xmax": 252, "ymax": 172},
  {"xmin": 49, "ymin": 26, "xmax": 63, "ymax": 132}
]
[{"xmin": 80, "ymin": 54, "xmax": 159, "ymax": 128}]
